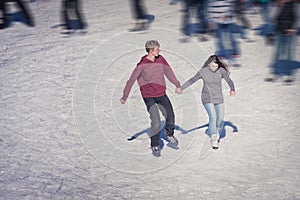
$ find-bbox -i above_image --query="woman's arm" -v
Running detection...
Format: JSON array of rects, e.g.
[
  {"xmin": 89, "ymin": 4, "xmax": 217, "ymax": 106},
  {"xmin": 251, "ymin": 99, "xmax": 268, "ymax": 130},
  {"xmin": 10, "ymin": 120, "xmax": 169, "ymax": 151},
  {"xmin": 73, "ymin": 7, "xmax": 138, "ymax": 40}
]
[
  {"xmin": 221, "ymin": 69, "xmax": 235, "ymax": 92},
  {"xmin": 181, "ymin": 71, "xmax": 202, "ymax": 91}
]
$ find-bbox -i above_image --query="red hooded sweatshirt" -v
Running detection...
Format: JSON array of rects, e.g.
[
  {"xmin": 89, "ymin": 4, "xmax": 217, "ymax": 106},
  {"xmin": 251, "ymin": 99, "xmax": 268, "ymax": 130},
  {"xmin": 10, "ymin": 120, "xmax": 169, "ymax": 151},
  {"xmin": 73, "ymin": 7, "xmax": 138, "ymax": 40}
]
[{"xmin": 122, "ymin": 55, "xmax": 180, "ymax": 100}]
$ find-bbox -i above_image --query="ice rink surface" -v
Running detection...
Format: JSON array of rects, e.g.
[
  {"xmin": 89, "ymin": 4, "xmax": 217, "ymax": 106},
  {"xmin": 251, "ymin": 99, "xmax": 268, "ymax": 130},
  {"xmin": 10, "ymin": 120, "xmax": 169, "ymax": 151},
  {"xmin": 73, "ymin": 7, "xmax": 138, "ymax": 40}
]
[{"xmin": 0, "ymin": 0, "xmax": 299, "ymax": 199}]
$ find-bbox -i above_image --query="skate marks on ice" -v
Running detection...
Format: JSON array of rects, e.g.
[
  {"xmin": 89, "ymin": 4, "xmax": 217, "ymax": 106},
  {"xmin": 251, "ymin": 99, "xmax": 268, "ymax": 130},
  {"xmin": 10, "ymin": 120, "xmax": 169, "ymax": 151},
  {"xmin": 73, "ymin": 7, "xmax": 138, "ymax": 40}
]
[{"xmin": 72, "ymin": 28, "xmax": 212, "ymax": 173}]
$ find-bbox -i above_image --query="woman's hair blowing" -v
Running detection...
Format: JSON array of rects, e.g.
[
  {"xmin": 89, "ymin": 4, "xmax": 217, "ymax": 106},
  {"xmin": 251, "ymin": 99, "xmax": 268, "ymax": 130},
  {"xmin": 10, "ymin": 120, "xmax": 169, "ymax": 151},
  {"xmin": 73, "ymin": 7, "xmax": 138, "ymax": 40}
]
[{"xmin": 202, "ymin": 55, "xmax": 229, "ymax": 74}]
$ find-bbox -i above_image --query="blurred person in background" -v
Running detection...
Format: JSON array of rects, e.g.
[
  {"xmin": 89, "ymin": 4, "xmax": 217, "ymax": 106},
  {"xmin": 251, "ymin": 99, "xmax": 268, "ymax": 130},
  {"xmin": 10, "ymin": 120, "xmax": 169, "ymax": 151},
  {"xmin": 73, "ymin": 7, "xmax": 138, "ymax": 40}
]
[
  {"xmin": 233, "ymin": 0, "xmax": 255, "ymax": 42},
  {"xmin": 207, "ymin": 0, "xmax": 241, "ymax": 67},
  {"xmin": 260, "ymin": 0, "xmax": 276, "ymax": 44},
  {"xmin": 253, "ymin": 0, "xmax": 277, "ymax": 45},
  {"xmin": 61, "ymin": 0, "xmax": 87, "ymax": 34},
  {"xmin": 0, "ymin": 0, "xmax": 35, "ymax": 29},
  {"xmin": 264, "ymin": 0, "xmax": 300, "ymax": 84},
  {"xmin": 197, "ymin": 0, "xmax": 209, "ymax": 41},
  {"xmin": 129, "ymin": 0, "xmax": 150, "ymax": 31},
  {"xmin": 234, "ymin": 0, "xmax": 251, "ymax": 29},
  {"xmin": 180, "ymin": 0, "xmax": 209, "ymax": 42}
]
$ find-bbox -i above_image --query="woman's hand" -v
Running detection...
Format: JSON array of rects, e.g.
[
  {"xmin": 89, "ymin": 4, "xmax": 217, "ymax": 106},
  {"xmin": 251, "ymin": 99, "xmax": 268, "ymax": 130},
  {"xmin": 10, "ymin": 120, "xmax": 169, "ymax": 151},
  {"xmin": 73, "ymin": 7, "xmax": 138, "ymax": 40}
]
[{"xmin": 230, "ymin": 90, "xmax": 235, "ymax": 96}]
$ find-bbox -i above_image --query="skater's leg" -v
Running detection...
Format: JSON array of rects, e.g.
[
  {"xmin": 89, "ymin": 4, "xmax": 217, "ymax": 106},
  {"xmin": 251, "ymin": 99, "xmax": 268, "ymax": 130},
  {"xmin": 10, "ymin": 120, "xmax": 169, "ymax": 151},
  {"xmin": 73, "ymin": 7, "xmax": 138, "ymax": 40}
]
[
  {"xmin": 204, "ymin": 103, "xmax": 217, "ymax": 135},
  {"xmin": 181, "ymin": 0, "xmax": 192, "ymax": 36},
  {"xmin": 15, "ymin": 0, "xmax": 34, "ymax": 26},
  {"xmin": 129, "ymin": 0, "xmax": 149, "ymax": 31},
  {"xmin": 133, "ymin": 0, "xmax": 146, "ymax": 20},
  {"xmin": 157, "ymin": 95, "xmax": 175, "ymax": 137},
  {"xmin": 157, "ymin": 95, "xmax": 178, "ymax": 147},
  {"xmin": 215, "ymin": 103, "xmax": 224, "ymax": 137},
  {"xmin": 265, "ymin": 32, "xmax": 282, "ymax": 81},
  {"xmin": 228, "ymin": 23, "xmax": 239, "ymax": 55},
  {"xmin": 74, "ymin": 0, "xmax": 86, "ymax": 29},
  {"xmin": 62, "ymin": 0, "xmax": 72, "ymax": 30},
  {"xmin": 197, "ymin": 0, "xmax": 209, "ymax": 34},
  {"xmin": 204, "ymin": 103, "xmax": 219, "ymax": 148},
  {"xmin": 144, "ymin": 98, "xmax": 161, "ymax": 147},
  {"xmin": 0, "ymin": 0, "xmax": 9, "ymax": 28},
  {"xmin": 215, "ymin": 23, "xmax": 226, "ymax": 56},
  {"xmin": 286, "ymin": 35, "xmax": 295, "ymax": 61}
]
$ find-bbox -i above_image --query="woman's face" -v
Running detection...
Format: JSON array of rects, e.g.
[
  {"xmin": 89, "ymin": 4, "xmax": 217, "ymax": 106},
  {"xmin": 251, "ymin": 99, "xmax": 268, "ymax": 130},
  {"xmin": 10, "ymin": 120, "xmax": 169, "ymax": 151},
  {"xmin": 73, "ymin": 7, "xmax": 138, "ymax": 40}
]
[{"xmin": 208, "ymin": 60, "xmax": 219, "ymax": 72}]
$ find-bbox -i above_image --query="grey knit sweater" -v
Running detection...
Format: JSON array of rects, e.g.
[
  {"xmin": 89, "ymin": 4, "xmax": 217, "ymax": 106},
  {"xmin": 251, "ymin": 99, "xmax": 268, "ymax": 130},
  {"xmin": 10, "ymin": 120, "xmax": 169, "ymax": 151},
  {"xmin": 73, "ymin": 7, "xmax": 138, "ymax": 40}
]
[{"xmin": 181, "ymin": 67, "xmax": 235, "ymax": 104}]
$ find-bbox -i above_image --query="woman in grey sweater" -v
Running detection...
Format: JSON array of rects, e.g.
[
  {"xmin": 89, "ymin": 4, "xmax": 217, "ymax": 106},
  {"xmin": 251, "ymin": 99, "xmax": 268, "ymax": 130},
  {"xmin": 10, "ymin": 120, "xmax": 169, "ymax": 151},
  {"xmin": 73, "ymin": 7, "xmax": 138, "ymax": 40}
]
[{"xmin": 181, "ymin": 55, "xmax": 235, "ymax": 149}]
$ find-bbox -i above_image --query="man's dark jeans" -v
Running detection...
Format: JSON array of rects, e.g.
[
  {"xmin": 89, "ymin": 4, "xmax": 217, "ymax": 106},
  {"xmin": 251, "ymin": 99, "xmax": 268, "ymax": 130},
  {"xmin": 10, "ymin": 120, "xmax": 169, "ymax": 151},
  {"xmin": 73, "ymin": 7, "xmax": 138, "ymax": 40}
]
[
  {"xmin": 143, "ymin": 95, "xmax": 175, "ymax": 147},
  {"xmin": 62, "ymin": 0, "xmax": 86, "ymax": 30}
]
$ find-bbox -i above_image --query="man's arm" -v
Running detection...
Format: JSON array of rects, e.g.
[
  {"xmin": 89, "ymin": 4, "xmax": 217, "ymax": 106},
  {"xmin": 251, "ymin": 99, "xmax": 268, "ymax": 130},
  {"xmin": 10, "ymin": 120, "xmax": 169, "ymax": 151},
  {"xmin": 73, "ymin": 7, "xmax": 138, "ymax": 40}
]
[
  {"xmin": 164, "ymin": 66, "xmax": 181, "ymax": 88},
  {"xmin": 160, "ymin": 57, "xmax": 181, "ymax": 88},
  {"xmin": 120, "ymin": 66, "xmax": 142, "ymax": 104}
]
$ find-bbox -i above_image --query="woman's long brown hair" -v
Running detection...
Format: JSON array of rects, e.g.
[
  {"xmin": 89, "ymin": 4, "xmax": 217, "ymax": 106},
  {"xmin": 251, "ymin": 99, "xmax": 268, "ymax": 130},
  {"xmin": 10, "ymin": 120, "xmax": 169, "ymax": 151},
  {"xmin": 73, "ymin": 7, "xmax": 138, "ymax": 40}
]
[{"xmin": 202, "ymin": 55, "xmax": 230, "ymax": 74}]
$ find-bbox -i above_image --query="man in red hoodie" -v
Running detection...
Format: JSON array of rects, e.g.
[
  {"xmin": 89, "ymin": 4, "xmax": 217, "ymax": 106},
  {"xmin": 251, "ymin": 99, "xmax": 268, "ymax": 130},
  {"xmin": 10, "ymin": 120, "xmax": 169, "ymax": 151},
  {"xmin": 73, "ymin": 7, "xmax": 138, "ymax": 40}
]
[{"xmin": 120, "ymin": 40, "xmax": 182, "ymax": 157}]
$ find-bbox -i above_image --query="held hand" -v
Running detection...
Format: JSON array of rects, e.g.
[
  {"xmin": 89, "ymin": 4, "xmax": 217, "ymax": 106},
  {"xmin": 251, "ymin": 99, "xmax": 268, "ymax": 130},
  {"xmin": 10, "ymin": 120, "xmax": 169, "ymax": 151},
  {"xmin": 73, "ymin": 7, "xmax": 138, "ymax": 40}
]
[
  {"xmin": 175, "ymin": 87, "xmax": 182, "ymax": 94},
  {"xmin": 120, "ymin": 98, "xmax": 126, "ymax": 104},
  {"xmin": 230, "ymin": 90, "xmax": 235, "ymax": 96}
]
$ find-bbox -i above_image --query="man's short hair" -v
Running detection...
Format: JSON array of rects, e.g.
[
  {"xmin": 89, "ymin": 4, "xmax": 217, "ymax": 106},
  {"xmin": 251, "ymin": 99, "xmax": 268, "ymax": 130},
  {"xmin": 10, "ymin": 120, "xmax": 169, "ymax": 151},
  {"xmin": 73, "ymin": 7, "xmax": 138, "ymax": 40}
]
[{"xmin": 145, "ymin": 40, "xmax": 160, "ymax": 52}]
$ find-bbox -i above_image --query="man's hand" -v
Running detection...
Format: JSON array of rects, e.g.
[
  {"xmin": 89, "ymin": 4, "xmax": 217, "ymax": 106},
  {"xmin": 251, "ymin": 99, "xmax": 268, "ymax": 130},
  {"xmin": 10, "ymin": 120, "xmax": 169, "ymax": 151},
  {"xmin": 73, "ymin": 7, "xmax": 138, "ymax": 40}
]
[
  {"xmin": 175, "ymin": 87, "xmax": 182, "ymax": 94},
  {"xmin": 120, "ymin": 98, "xmax": 126, "ymax": 104}
]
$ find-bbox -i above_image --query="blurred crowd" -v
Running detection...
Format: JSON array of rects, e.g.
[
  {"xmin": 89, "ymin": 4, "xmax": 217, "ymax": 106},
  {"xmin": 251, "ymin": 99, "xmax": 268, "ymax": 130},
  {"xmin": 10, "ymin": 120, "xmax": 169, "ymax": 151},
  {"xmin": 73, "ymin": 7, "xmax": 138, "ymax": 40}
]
[
  {"xmin": 167, "ymin": 0, "xmax": 300, "ymax": 84},
  {"xmin": 0, "ymin": 0, "xmax": 299, "ymax": 84},
  {"xmin": 0, "ymin": 0, "xmax": 87, "ymax": 34}
]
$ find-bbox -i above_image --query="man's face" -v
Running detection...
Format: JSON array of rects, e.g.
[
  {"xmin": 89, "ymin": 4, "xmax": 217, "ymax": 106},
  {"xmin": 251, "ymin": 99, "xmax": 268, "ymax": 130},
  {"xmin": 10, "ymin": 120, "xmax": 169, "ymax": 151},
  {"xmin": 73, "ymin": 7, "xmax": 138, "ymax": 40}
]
[{"xmin": 150, "ymin": 46, "xmax": 160, "ymax": 57}]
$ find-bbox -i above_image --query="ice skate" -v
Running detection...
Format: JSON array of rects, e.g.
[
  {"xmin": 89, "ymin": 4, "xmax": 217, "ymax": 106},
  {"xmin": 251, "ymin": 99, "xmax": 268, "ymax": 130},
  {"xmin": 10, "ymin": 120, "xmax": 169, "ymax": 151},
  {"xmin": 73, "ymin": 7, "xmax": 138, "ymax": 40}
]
[
  {"xmin": 151, "ymin": 146, "xmax": 161, "ymax": 157},
  {"xmin": 165, "ymin": 134, "xmax": 179, "ymax": 148},
  {"xmin": 211, "ymin": 134, "xmax": 219, "ymax": 150}
]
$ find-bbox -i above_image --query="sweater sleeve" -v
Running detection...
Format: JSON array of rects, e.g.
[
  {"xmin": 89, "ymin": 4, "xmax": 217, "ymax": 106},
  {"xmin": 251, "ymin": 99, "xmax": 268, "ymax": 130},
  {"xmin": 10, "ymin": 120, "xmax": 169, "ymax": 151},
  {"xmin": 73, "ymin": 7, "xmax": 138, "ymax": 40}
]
[
  {"xmin": 121, "ymin": 65, "xmax": 142, "ymax": 100},
  {"xmin": 161, "ymin": 57, "xmax": 181, "ymax": 88},
  {"xmin": 221, "ymin": 69, "xmax": 235, "ymax": 91},
  {"xmin": 181, "ymin": 71, "xmax": 202, "ymax": 91}
]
